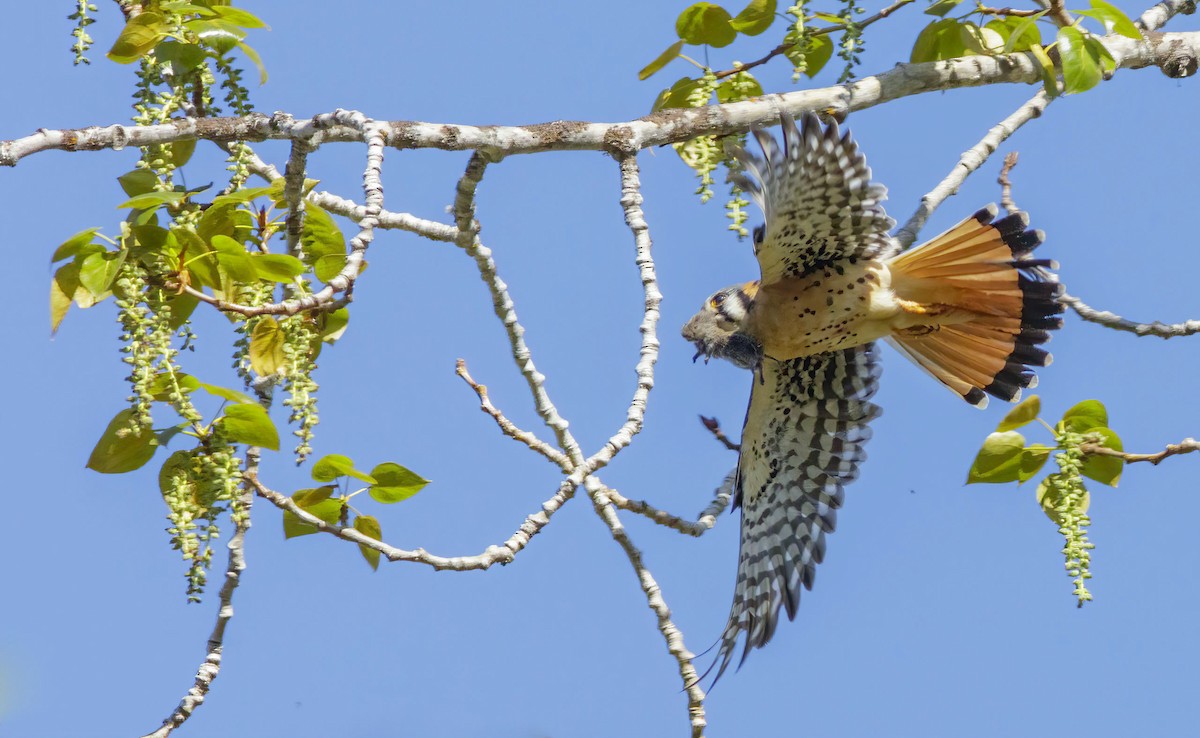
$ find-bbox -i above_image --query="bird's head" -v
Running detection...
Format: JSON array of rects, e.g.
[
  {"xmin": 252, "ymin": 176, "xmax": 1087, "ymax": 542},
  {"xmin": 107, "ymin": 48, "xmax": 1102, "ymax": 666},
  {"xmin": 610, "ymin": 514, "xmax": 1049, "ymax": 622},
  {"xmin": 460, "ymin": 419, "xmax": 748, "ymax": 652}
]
[{"xmin": 681, "ymin": 281, "xmax": 762, "ymax": 370}]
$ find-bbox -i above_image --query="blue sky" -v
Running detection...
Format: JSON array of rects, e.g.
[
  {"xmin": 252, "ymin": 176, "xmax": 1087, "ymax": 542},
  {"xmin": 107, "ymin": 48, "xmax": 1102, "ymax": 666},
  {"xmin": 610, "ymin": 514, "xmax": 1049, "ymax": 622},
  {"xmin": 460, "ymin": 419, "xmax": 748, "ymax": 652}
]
[{"xmin": 3, "ymin": 2, "xmax": 1199, "ymax": 736}]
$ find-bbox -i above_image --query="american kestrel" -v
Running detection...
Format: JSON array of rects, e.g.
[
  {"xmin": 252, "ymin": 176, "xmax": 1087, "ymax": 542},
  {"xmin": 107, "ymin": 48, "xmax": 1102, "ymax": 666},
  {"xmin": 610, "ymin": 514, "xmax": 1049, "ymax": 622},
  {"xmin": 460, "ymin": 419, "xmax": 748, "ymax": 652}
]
[{"xmin": 683, "ymin": 112, "xmax": 1063, "ymax": 682}]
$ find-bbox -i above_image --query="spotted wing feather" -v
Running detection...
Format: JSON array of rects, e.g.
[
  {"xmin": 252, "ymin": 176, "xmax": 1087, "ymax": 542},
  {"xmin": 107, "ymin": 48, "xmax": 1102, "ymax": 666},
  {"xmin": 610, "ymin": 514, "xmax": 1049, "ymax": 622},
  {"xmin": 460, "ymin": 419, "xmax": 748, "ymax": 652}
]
[
  {"xmin": 729, "ymin": 112, "xmax": 897, "ymax": 283},
  {"xmin": 709, "ymin": 343, "xmax": 882, "ymax": 684}
]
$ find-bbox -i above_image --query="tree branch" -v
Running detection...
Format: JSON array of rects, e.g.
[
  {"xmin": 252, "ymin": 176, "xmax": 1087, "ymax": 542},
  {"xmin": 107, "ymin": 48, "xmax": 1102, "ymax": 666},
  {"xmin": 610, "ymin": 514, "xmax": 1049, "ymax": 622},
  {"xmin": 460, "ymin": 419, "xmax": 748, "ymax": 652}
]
[
  {"xmin": 249, "ymin": 468, "xmax": 576, "ymax": 570},
  {"xmin": 7, "ymin": 31, "xmax": 1198, "ymax": 164},
  {"xmin": 896, "ymin": 89, "xmax": 1050, "ymax": 247},
  {"xmin": 1060, "ymin": 293, "xmax": 1200, "ymax": 337},
  {"xmin": 141, "ymin": 449, "xmax": 255, "ymax": 738},
  {"xmin": 997, "ymin": 151, "xmax": 1020, "ymax": 214},
  {"xmin": 1081, "ymin": 437, "xmax": 1200, "ymax": 464},
  {"xmin": 456, "ymin": 358, "xmax": 570, "ymax": 469},
  {"xmin": 585, "ymin": 478, "xmax": 707, "ymax": 738},
  {"xmin": 606, "ymin": 470, "xmax": 736, "ymax": 536}
]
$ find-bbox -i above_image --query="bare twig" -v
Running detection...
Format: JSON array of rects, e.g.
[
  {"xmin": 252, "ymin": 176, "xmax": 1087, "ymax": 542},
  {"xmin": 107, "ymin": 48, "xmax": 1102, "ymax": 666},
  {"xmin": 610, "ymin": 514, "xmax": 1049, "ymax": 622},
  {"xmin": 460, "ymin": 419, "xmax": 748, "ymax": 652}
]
[
  {"xmin": 282, "ymin": 139, "xmax": 313, "ymax": 260},
  {"xmin": 712, "ymin": 0, "xmax": 916, "ymax": 79},
  {"xmin": 456, "ymin": 359, "xmax": 570, "ymax": 469},
  {"xmin": 1060, "ymin": 293, "xmax": 1200, "ymax": 337},
  {"xmin": 141, "ymin": 449, "xmax": 256, "ymax": 738},
  {"xmin": 1138, "ymin": 0, "xmax": 1197, "ymax": 31},
  {"xmin": 699, "ymin": 415, "xmax": 741, "ymax": 452},
  {"xmin": 586, "ymin": 478, "xmax": 707, "ymax": 738},
  {"xmin": 452, "ymin": 151, "xmax": 584, "ymax": 462},
  {"xmin": 977, "ymin": 6, "xmax": 1044, "ymax": 17},
  {"xmin": 1081, "ymin": 438, "xmax": 1200, "ymax": 464},
  {"xmin": 997, "ymin": 151, "xmax": 1020, "ymax": 214},
  {"xmin": 897, "ymin": 90, "xmax": 1051, "ymax": 247},
  {"xmin": 606, "ymin": 471, "xmax": 736, "ymax": 537}
]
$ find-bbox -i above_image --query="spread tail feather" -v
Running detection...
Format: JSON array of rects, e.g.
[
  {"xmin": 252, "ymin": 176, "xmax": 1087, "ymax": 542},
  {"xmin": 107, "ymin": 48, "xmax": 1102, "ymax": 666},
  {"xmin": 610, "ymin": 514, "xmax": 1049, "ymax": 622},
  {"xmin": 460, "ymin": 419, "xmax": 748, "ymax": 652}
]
[{"xmin": 886, "ymin": 205, "xmax": 1063, "ymax": 408}]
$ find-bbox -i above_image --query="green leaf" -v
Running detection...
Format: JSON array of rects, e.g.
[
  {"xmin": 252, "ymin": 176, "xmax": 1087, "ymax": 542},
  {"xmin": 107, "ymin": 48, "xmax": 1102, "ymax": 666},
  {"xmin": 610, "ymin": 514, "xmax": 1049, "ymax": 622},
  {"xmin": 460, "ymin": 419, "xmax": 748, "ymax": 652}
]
[
  {"xmin": 252, "ymin": 253, "xmax": 306, "ymax": 282},
  {"xmin": 1057, "ymin": 26, "xmax": 1102, "ymax": 94},
  {"xmin": 210, "ymin": 5, "xmax": 270, "ymax": 29},
  {"xmin": 1030, "ymin": 42, "xmax": 1060, "ymax": 96},
  {"xmin": 237, "ymin": 41, "xmax": 269, "ymax": 84},
  {"xmin": 960, "ymin": 21, "xmax": 1005, "ymax": 55},
  {"xmin": 118, "ymin": 190, "xmax": 188, "ymax": 211},
  {"xmin": 51, "ymin": 228, "xmax": 102, "ymax": 263},
  {"xmin": 1020, "ymin": 444, "xmax": 1053, "ymax": 482},
  {"xmin": 354, "ymin": 515, "xmax": 383, "ymax": 571},
  {"xmin": 50, "ymin": 266, "xmax": 75, "ymax": 333},
  {"xmin": 158, "ymin": 449, "xmax": 197, "ymax": 495},
  {"xmin": 153, "ymin": 40, "xmax": 207, "ymax": 71},
  {"xmin": 185, "ymin": 18, "xmax": 246, "ymax": 53},
  {"xmin": 318, "ymin": 308, "xmax": 349, "ymax": 343},
  {"xmin": 300, "ymin": 205, "xmax": 346, "ymax": 265},
  {"xmin": 924, "ymin": 0, "xmax": 964, "ymax": 17},
  {"xmin": 1085, "ymin": 34, "xmax": 1117, "ymax": 74},
  {"xmin": 998, "ymin": 12, "xmax": 1046, "ymax": 51},
  {"xmin": 198, "ymin": 382, "xmax": 256, "ymax": 405},
  {"xmin": 997, "ymin": 395, "xmax": 1041, "ymax": 432},
  {"xmin": 283, "ymin": 487, "xmax": 342, "ymax": 538},
  {"xmin": 176, "ymin": 229, "xmax": 221, "ymax": 289},
  {"xmin": 79, "ymin": 251, "xmax": 126, "ymax": 298},
  {"xmin": 118, "ymin": 169, "xmax": 162, "ymax": 198},
  {"xmin": 86, "ymin": 408, "xmax": 158, "ymax": 473},
  {"xmin": 1061, "ymin": 399, "xmax": 1108, "ymax": 433},
  {"xmin": 170, "ymin": 139, "xmax": 197, "ymax": 168},
  {"xmin": 715, "ymin": 72, "xmax": 763, "ymax": 103},
  {"xmin": 220, "ymin": 403, "xmax": 280, "ymax": 450},
  {"xmin": 210, "ymin": 234, "xmax": 258, "ymax": 283},
  {"xmin": 650, "ymin": 76, "xmax": 706, "ymax": 112},
  {"xmin": 164, "ymin": 291, "xmax": 199, "ymax": 330},
  {"xmin": 1037, "ymin": 474, "xmax": 1090, "ymax": 525},
  {"xmin": 108, "ymin": 11, "xmax": 169, "ymax": 64},
  {"xmin": 368, "ymin": 462, "xmax": 430, "ymax": 504},
  {"xmin": 966, "ymin": 430, "xmax": 1027, "ymax": 484},
  {"xmin": 910, "ymin": 19, "xmax": 966, "ymax": 63},
  {"xmin": 248, "ymin": 318, "xmax": 286, "ymax": 376},
  {"xmin": 812, "ymin": 11, "xmax": 844, "ymax": 23},
  {"xmin": 147, "ymin": 370, "xmax": 201, "ymax": 401},
  {"xmin": 1001, "ymin": 12, "xmax": 1046, "ymax": 52},
  {"xmin": 639, "ymin": 40, "xmax": 685, "ymax": 80},
  {"xmin": 312, "ymin": 454, "xmax": 377, "ymax": 484},
  {"xmin": 313, "ymin": 254, "xmax": 348, "ymax": 283},
  {"xmin": 796, "ymin": 35, "xmax": 834, "ymax": 77},
  {"xmin": 676, "ymin": 3, "xmax": 737, "ymax": 47},
  {"xmin": 730, "ymin": 0, "xmax": 776, "ymax": 35},
  {"xmin": 1086, "ymin": 0, "xmax": 1141, "ymax": 38},
  {"xmin": 1081, "ymin": 427, "xmax": 1124, "ymax": 486}
]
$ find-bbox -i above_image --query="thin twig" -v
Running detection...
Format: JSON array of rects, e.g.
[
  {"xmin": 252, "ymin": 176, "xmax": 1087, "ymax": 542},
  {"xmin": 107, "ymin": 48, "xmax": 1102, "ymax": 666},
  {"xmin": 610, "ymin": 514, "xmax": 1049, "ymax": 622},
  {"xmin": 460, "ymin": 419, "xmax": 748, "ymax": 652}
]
[
  {"xmin": 586, "ymin": 478, "xmax": 707, "ymax": 738},
  {"xmin": 456, "ymin": 359, "xmax": 570, "ymax": 469},
  {"xmin": 712, "ymin": 0, "xmax": 916, "ymax": 79},
  {"xmin": 897, "ymin": 90, "xmax": 1051, "ymax": 247},
  {"xmin": 997, "ymin": 151, "xmax": 1020, "ymax": 214},
  {"xmin": 606, "ymin": 471, "xmax": 736, "ymax": 537},
  {"xmin": 282, "ymin": 139, "xmax": 313, "ymax": 260},
  {"xmin": 141, "ymin": 449, "xmax": 256, "ymax": 738},
  {"xmin": 1081, "ymin": 438, "xmax": 1200, "ymax": 464},
  {"xmin": 977, "ymin": 6, "xmax": 1044, "ymax": 17},
  {"xmin": 249, "ymin": 469, "xmax": 577, "ymax": 570},
  {"xmin": 699, "ymin": 415, "xmax": 741, "ymax": 452},
  {"xmin": 1060, "ymin": 293, "xmax": 1200, "ymax": 337}
]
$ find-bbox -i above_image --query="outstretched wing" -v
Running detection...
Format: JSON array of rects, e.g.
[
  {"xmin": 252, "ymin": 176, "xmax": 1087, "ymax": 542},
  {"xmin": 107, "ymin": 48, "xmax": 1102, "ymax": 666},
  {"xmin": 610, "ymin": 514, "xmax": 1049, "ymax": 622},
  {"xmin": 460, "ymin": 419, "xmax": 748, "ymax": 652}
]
[
  {"xmin": 710, "ymin": 343, "xmax": 882, "ymax": 684},
  {"xmin": 729, "ymin": 112, "xmax": 897, "ymax": 285}
]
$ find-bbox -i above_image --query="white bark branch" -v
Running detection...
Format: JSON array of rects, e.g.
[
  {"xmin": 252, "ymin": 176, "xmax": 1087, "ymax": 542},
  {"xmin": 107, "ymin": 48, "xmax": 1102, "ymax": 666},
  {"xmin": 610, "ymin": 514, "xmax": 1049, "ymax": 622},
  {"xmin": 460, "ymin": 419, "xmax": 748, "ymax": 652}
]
[
  {"xmin": 607, "ymin": 470, "xmax": 736, "ymax": 536},
  {"xmin": 141, "ymin": 450, "xmax": 255, "ymax": 738},
  {"xmin": 6, "ymin": 31, "xmax": 1198, "ymax": 165},
  {"xmin": 1060, "ymin": 293, "xmax": 1200, "ymax": 337}
]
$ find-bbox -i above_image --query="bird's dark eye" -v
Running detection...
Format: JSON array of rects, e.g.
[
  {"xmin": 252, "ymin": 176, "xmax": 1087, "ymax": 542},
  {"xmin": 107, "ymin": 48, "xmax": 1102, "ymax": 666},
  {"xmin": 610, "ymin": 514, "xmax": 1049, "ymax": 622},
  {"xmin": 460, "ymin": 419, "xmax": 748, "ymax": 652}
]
[{"xmin": 710, "ymin": 293, "xmax": 727, "ymax": 309}]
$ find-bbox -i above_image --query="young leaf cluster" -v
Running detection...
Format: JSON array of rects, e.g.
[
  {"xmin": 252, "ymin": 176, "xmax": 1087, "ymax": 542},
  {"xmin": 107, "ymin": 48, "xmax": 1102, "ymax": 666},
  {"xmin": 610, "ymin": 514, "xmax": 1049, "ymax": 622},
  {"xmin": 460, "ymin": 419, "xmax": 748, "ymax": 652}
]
[
  {"xmin": 966, "ymin": 396, "xmax": 1125, "ymax": 606},
  {"xmin": 911, "ymin": 0, "xmax": 1141, "ymax": 96},
  {"xmin": 284, "ymin": 455, "xmax": 431, "ymax": 570},
  {"xmin": 642, "ymin": 0, "xmax": 865, "ymax": 236}
]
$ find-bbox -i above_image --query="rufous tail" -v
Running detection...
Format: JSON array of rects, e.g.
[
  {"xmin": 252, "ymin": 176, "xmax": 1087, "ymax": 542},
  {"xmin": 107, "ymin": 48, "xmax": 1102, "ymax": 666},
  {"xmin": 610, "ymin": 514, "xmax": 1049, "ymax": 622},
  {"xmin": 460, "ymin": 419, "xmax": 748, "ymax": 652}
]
[{"xmin": 885, "ymin": 205, "xmax": 1063, "ymax": 409}]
